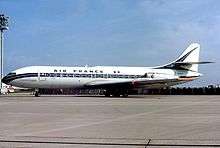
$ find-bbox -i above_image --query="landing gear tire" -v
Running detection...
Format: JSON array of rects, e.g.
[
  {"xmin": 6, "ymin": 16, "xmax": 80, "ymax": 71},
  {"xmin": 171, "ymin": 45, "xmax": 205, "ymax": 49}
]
[
  {"xmin": 104, "ymin": 89, "xmax": 129, "ymax": 97},
  {"xmin": 112, "ymin": 94, "xmax": 120, "ymax": 97},
  {"xmin": 104, "ymin": 90, "xmax": 111, "ymax": 97},
  {"xmin": 121, "ymin": 89, "xmax": 129, "ymax": 98},
  {"xmin": 112, "ymin": 91, "xmax": 121, "ymax": 97},
  {"xmin": 122, "ymin": 93, "xmax": 128, "ymax": 98},
  {"xmin": 34, "ymin": 89, "xmax": 40, "ymax": 97}
]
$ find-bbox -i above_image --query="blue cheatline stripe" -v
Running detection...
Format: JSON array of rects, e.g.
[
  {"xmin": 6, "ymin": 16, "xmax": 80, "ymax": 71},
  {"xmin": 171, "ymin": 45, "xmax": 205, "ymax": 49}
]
[
  {"xmin": 2, "ymin": 73, "xmax": 38, "ymax": 83},
  {"xmin": 3, "ymin": 73, "xmax": 149, "ymax": 84}
]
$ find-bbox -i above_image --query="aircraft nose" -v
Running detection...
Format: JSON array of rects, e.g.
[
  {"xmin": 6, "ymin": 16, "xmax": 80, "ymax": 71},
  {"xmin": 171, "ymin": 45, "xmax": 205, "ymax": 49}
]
[
  {"xmin": 2, "ymin": 76, "xmax": 8, "ymax": 84},
  {"xmin": 2, "ymin": 72, "xmax": 16, "ymax": 84}
]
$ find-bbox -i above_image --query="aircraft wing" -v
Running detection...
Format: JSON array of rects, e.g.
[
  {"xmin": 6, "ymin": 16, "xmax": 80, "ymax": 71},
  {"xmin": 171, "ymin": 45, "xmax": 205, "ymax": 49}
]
[{"xmin": 85, "ymin": 78, "xmax": 181, "ymax": 89}]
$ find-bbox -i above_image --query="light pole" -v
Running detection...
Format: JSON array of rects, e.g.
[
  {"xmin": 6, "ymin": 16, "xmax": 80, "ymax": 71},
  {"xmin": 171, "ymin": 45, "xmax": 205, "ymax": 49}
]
[{"xmin": 0, "ymin": 14, "xmax": 9, "ymax": 94}]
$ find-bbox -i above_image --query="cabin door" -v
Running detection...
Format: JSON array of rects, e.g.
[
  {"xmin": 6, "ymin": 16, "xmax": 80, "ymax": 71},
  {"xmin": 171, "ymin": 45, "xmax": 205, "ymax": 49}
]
[{"xmin": 38, "ymin": 72, "xmax": 46, "ymax": 81}]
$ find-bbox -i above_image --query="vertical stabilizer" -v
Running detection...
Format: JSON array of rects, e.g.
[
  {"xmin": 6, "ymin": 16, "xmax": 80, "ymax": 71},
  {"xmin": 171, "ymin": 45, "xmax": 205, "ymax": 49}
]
[
  {"xmin": 175, "ymin": 43, "xmax": 200, "ymax": 72},
  {"xmin": 156, "ymin": 43, "xmax": 201, "ymax": 72}
]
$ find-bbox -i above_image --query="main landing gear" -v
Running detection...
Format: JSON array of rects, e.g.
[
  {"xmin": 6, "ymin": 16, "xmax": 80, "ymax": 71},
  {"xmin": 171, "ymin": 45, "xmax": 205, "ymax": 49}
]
[
  {"xmin": 34, "ymin": 89, "xmax": 40, "ymax": 97},
  {"xmin": 104, "ymin": 89, "xmax": 129, "ymax": 98}
]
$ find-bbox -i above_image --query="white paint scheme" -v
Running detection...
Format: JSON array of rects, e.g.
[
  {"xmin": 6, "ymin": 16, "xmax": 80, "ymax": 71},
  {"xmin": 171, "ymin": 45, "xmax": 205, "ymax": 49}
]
[
  {"xmin": 2, "ymin": 43, "xmax": 209, "ymax": 96},
  {"xmin": 178, "ymin": 43, "xmax": 200, "ymax": 72},
  {"xmin": 10, "ymin": 66, "xmax": 198, "ymax": 88}
]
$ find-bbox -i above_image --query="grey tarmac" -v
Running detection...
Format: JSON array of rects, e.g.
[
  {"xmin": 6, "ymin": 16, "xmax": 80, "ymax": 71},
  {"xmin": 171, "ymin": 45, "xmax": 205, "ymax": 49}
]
[{"xmin": 0, "ymin": 95, "xmax": 220, "ymax": 147}]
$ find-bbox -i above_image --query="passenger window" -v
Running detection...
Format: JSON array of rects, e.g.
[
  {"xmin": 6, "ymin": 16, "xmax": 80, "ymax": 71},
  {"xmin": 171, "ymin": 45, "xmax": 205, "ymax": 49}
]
[
  {"xmin": 75, "ymin": 74, "xmax": 80, "ymax": 77},
  {"xmin": 46, "ymin": 73, "xmax": 50, "ymax": 77},
  {"xmin": 68, "ymin": 74, "xmax": 73, "ymax": 77},
  {"xmin": 131, "ymin": 75, "xmax": 135, "ymax": 78},
  {"xmin": 96, "ymin": 74, "xmax": 103, "ymax": 78},
  {"xmin": 82, "ymin": 74, "xmax": 87, "ymax": 77},
  {"xmin": 118, "ymin": 75, "xmax": 123, "ymax": 78},
  {"xmin": 40, "ymin": 73, "xmax": 45, "ymax": 77},
  {"xmin": 112, "ymin": 75, "xmax": 117, "ymax": 78},
  {"xmin": 50, "ymin": 73, "xmax": 55, "ymax": 77},
  {"xmin": 62, "ymin": 73, "xmax": 67, "ymax": 77},
  {"xmin": 124, "ymin": 75, "xmax": 129, "ymax": 78},
  {"xmin": 103, "ymin": 74, "xmax": 107, "ymax": 78}
]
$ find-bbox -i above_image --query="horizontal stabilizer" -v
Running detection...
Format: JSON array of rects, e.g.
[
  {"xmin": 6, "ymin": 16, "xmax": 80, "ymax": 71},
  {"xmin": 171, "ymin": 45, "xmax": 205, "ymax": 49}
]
[
  {"xmin": 175, "ymin": 61, "xmax": 214, "ymax": 65},
  {"xmin": 176, "ymin": 61, "xmax": 215, "ymax": 64}
]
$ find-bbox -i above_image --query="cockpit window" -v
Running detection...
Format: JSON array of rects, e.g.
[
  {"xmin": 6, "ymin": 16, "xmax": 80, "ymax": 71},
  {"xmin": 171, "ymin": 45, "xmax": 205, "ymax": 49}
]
[{"xmin": 7, "ymin": 72, "xmax": 16, "ymax": 76}]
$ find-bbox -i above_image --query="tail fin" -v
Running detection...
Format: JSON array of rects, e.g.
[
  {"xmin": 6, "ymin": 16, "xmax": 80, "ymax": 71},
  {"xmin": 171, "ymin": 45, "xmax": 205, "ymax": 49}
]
[
  {"xmin": 174, "ymin": 43, "xmax": 200, "ymax": 72},
  {"xmin": 157, "ymin": 43, "xmax": 212, "ymax": 72}
]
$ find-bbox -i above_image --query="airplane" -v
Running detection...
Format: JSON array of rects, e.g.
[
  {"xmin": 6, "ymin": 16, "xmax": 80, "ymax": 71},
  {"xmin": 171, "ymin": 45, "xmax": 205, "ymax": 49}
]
[{"xmin": 2, "ymin": 43, "xmax": 212, "ymax": 97}]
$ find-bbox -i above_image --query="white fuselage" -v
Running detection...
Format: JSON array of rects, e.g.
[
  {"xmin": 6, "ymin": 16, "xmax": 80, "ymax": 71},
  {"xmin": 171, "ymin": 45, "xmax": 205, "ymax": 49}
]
[{"xmin": 3, "ymin": 66, "xmax": 199, "ymax": 89}]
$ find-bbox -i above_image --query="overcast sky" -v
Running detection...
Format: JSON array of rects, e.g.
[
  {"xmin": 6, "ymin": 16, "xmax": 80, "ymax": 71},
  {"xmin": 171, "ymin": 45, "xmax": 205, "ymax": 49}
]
[{"xmin": 0, "ymin": 0, "xmax": 219, "ymax": 86}]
